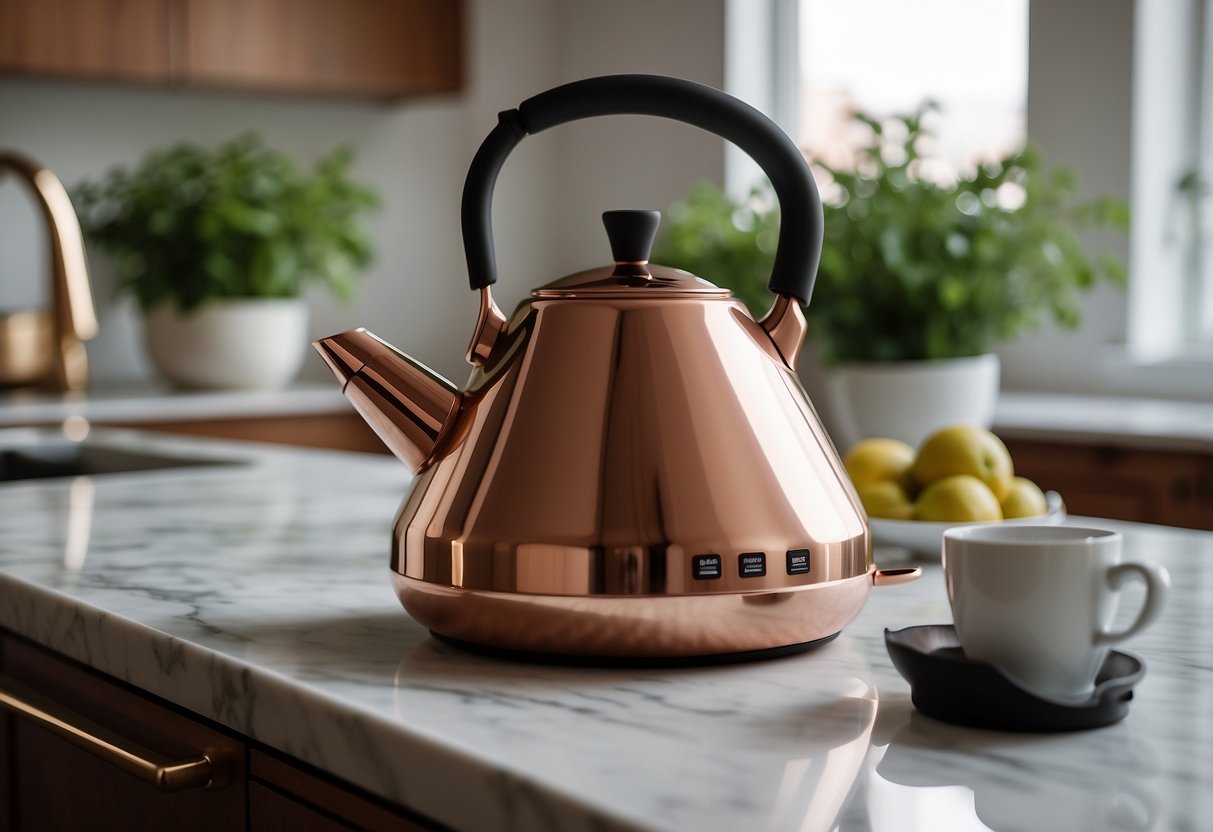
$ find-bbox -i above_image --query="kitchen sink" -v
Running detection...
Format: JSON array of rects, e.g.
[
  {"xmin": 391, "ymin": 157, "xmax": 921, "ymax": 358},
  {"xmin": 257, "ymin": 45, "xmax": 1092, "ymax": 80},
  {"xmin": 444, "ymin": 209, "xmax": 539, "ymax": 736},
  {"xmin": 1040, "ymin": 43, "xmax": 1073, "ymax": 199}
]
[{"xmin": 0, "ymin": 440, "xmax": 239, "ymax": 483}]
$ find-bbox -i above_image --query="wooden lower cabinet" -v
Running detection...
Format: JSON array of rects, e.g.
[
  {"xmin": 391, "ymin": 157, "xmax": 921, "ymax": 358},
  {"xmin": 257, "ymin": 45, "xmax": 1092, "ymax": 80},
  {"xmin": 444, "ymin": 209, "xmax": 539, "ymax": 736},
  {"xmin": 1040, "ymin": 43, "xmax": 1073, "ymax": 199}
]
[
  {"xmin": 0, "ymin": 635, "xmax": 246, "ymax": 831},
  {"xmin": 0, "ymin": 633, "xmax": 441, "ymax": 831},
  {"xmin": 999, "ymin": 438, "xmax": 1213, "ymax": 531},
  {"xmin": 249, "ymin": 752, "xmax": 434, "ymax": 832},
  {"xmin": 251, "ymin": 782, "xmax": 354, "ymax": 832},
  {"xmin": 0, "ymin": 691, "xmax": 9, "ymax": 829}
]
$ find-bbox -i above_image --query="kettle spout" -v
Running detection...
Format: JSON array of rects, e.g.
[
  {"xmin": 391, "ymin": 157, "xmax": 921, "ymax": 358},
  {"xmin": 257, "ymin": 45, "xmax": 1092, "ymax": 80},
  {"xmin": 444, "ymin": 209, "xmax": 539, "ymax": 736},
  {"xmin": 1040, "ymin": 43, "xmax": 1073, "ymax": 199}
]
[{"xmin": 313, "ymin": 329, "xmax": 459, "ymax": 471}]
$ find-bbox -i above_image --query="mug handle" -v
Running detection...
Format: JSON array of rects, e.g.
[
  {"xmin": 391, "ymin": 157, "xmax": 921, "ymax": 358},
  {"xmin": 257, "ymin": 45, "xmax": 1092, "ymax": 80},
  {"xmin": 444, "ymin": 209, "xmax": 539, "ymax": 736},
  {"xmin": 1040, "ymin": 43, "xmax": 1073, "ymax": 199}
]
[{"xmin": 1094, "ymin": 561, "xmax": 1172, "ymax": 646}]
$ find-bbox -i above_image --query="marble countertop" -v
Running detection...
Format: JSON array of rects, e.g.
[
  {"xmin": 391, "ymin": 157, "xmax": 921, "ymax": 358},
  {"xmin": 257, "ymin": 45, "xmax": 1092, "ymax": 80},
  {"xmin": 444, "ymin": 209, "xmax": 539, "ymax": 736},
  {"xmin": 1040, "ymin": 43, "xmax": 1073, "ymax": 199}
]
[
  {"xmin": 994, "ymin": 391, "xmax": 1213, "ymax": 452},
  {"xmin": 0, "ymin": 382, "xmax": 348, "ymax": 426},
  {"xmin": 0, "ymin": 428, "xmax": 1210, "ymax": 831}
]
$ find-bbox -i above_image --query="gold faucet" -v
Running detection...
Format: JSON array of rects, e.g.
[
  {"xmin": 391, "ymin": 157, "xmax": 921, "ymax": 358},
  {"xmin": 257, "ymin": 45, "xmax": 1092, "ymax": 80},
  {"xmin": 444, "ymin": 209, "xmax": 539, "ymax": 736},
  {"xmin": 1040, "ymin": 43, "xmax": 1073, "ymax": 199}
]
[{"xmin": 0, "ymin": 151, "xmax": 97, "ymax": 391}]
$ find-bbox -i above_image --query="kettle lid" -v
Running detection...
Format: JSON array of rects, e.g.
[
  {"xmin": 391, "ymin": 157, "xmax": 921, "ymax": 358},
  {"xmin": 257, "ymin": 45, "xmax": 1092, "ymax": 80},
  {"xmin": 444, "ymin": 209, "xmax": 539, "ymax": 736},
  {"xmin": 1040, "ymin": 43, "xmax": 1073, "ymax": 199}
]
[{"xmin": 533, "ymin": 210, "xmax": 731, "ymax": 299}]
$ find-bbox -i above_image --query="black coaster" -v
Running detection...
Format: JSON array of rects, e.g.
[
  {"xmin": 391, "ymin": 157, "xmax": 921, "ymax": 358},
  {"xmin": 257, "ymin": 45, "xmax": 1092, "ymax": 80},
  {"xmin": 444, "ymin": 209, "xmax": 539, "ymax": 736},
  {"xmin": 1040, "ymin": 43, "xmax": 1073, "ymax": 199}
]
[
  {"xmin": 885, "ymin": 624, "xmax": 1144, "ymax": 732},
  {"xmin": 431, "ymin": 630, "xmax": 840, "ymax": 668}
]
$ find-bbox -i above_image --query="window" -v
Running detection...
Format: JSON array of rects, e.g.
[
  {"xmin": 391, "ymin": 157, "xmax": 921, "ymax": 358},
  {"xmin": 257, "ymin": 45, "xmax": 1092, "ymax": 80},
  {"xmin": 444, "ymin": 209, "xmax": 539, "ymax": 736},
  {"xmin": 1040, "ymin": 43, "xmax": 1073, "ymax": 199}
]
[
  {"xmin": 1190, "ymin": 0, "xmax": 1213, "ymax": 350},
  {"xmin": 798, "ymin": 0, "xmax": 1028, "ymax": 180},
  {"xmin": 1128, "ymin": 0, "xmax": 1213, "ymax": 363},
  {"xmin": 737, "ymin": 0, "xmax": 1213, "ymax": 392}
]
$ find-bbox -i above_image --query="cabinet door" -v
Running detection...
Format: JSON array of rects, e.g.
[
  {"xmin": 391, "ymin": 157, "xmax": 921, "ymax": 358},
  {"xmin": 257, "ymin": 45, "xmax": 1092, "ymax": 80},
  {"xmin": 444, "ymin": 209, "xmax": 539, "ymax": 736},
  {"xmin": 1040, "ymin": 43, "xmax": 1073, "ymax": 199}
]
[
  {"xmin": 251, "ymin": 750, "xmax": 439, "ymax": 831},
  {"xmin": 250, "ymin": 782, "xmax": 356, "ymax": 831},
  {"xmin": 0, "ymin": 637, "xmax": 246, "ymax": 832},
  {"xmin": 0, "ymin": 649, "xmax": 10, "ymax": 832},
  {"xmin": 177, "ymin": 0, "xmax": 462, "ymax": 97},
  {"xmin": 0, "ymin": 0, "xmax": 171, "ymax": 82},
  {"xmin": 1000, "ymin": 439, "xmax": 1213, "ymax": 531}
]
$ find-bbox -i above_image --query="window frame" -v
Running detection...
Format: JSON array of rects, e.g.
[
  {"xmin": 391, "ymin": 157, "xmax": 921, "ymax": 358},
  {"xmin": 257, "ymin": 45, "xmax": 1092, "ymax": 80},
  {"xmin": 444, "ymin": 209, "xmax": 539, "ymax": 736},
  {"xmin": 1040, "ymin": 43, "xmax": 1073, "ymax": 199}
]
[
  {"xmin": 732, "ymin": 0, "xmax": 1212, "ymax": 398},
  {"xmin": 1127, "ymin": 0, "xmax": 1213, "ymax": 365}
]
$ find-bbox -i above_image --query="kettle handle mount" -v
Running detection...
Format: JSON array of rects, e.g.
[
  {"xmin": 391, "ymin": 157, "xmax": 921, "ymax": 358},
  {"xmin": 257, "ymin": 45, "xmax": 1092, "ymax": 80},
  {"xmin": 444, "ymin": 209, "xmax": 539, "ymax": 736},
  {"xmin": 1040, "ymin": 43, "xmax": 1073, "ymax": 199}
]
[{"xmin": 462, "ymin": 74, "xmax": 824, "ymax": 305}]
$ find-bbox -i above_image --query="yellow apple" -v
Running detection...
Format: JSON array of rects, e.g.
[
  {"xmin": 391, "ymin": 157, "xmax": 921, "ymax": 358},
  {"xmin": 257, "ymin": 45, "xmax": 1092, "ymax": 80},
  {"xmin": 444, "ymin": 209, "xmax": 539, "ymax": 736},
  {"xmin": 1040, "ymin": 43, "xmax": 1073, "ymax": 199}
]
[
  {"xmin": 844, "ymin": 438, "xmax": 916, "ymax": 490},
  {"xmin": 910, "ymin": 425, "xmax": 1014, "ymax": 501},
  {"xmin": 1001, "ymin": 476, "xmax": 1049, "ymax": 518},
  {"xmin": 914, "ymin": 475, "xmax": 1003, "ymax": 522},
  {"xmin": 858, "ymin": 480, "xmax": 915, "ymax": 520}
]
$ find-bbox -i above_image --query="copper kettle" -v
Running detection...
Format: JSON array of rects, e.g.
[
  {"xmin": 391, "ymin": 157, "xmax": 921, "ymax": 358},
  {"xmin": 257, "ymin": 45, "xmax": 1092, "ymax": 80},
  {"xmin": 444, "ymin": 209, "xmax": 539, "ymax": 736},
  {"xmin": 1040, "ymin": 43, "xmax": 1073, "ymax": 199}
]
[{"xmin": 316, "ymin": 75, "xmax": 918, "ymax": 662}]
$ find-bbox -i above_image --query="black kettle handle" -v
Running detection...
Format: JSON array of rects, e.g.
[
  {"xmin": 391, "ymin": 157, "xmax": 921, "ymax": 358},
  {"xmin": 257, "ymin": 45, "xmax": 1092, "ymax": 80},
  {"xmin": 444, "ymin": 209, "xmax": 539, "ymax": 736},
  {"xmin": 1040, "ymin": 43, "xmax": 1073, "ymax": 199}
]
[{"xmin": 461, "ymin": 74, "xmax": 824, "ymax": 305}]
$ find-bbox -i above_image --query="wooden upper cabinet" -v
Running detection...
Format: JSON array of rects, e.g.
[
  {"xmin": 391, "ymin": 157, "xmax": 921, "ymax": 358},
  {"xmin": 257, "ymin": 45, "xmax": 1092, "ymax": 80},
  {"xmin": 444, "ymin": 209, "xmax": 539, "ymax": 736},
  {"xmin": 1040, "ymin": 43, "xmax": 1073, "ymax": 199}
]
[
  {"xmin": 0, "ymin": 0, "xmax": 171, "ymax": 83},
  {"xmin": 180, "ymin": 0, "xmax": 462, "ymax": 97},
  {"xmin": 0, "ymin": 0, "xmax": 463, "ymax": 98}
]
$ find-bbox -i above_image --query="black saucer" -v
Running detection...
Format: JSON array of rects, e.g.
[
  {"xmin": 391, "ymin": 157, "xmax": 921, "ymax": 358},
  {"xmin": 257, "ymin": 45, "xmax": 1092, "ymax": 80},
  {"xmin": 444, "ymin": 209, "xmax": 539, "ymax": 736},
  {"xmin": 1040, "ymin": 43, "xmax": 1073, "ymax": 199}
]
[{"xmin": 885, "ymin": 624, "xmax": 1144, "ymax": 732}]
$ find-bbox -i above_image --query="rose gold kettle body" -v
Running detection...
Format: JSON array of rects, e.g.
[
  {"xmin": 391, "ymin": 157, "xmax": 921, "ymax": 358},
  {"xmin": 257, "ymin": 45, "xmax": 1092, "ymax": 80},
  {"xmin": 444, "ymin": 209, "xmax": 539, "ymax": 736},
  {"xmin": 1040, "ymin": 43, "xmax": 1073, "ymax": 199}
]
[{"xmin": 316, "ymin": 75, "xmax": 917, "ymax": 662}]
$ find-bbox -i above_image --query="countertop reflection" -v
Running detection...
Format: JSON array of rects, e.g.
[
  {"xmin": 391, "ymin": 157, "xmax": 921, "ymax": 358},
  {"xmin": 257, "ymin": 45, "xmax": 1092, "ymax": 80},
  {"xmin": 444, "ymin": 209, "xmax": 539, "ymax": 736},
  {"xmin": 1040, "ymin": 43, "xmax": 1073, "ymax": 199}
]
[{"xmin": 0, "ymin": 428, "xmax": 1209, "ymax": 831}]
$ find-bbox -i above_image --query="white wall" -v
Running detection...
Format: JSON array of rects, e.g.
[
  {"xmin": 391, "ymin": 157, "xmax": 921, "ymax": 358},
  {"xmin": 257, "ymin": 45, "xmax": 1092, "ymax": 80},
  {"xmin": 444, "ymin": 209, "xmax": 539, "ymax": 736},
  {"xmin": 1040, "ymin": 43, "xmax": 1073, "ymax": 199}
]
[
  {"xmin": 547, "ymin": 0, "xmax": 726, "ymax": 279},
  {"xmin": 0, "ymin": 0, "xmax": 727, "ymax": 388},
  {"xmin": 1, "ymin": 75, "xmax": 476, "ymax": 384}
]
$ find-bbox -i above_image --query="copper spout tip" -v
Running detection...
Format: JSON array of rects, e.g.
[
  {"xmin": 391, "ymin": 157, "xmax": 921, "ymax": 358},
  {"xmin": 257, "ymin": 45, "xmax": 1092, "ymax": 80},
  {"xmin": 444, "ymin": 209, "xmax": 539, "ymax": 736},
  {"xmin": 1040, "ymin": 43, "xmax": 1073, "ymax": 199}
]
[{"xmin": 312, "ymin": 328, "xmax": 390, "ymax": 388}]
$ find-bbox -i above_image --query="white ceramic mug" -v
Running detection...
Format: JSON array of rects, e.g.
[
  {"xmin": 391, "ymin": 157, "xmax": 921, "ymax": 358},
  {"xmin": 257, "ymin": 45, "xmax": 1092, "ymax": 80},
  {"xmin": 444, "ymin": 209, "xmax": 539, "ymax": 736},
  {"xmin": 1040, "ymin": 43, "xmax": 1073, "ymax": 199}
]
[{"xmin": 942, "ymin": 526, "xmax": 1170, "ymax": 700}]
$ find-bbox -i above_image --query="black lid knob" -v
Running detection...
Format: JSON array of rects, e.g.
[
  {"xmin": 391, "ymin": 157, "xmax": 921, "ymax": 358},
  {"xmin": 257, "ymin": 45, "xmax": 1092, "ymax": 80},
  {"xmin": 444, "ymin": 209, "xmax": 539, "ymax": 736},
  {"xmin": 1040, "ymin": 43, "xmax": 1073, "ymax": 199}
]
[{"xmin": 602, "ymin": 210, "xmax": 661, "ymax": 263}]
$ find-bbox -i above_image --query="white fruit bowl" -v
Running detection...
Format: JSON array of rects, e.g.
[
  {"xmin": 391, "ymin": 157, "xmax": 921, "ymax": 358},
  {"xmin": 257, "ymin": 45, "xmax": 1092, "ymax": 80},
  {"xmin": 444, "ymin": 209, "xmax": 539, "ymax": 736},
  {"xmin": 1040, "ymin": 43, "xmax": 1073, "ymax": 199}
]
[{"xmin": 870, "ymin": 491, "xmax": 1067, "ymax": 557}]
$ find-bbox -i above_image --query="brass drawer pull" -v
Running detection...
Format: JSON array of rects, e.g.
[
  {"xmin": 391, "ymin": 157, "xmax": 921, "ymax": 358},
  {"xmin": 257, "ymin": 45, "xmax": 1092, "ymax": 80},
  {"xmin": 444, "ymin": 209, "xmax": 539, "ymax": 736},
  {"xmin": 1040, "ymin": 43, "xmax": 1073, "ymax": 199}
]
[{"xmin": 0, "ymin": 682, "xmax": 221, "ymax": 792}]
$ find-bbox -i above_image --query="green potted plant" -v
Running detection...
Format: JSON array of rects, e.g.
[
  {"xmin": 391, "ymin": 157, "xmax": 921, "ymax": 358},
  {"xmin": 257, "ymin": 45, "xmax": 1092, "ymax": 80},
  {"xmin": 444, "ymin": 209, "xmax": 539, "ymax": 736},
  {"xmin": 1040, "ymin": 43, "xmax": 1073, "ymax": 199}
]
[
  {"xmin": 73, "ymin": 134, "xmax": 378, "ymax": 389},
  {"xmin": 656, "ymin": 105, "xmax": 1126, "ymax": 447}
]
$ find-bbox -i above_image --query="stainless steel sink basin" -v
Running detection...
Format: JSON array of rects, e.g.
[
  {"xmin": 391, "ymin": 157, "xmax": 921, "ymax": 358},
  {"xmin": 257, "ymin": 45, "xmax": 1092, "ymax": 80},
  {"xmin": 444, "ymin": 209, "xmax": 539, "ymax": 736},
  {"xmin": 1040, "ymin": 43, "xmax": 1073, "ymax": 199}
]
[{"xmin": 0, "ymin": 440, "xmax": 238, "ymax": 483}]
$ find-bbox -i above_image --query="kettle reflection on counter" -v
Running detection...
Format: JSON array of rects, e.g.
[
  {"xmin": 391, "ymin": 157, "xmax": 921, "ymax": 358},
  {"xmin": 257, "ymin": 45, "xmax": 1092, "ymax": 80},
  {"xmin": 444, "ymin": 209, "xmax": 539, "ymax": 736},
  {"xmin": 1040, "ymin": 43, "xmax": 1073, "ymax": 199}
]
[
  {"xmin": 395, "ymin": 635, "xmax": 880, "ymax": 831},
  {"xmin": 316, "ymin": 75, "xmax": 918, "ymax": 661}
]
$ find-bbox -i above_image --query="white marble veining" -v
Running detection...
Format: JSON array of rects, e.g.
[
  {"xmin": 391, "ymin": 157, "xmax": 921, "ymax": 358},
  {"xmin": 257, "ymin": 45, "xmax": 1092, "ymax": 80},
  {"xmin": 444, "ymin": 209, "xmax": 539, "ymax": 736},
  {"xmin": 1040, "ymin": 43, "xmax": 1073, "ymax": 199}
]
[{"xmin": 0, "ymin": 428, "xmax": 1210, "ymax": 831}]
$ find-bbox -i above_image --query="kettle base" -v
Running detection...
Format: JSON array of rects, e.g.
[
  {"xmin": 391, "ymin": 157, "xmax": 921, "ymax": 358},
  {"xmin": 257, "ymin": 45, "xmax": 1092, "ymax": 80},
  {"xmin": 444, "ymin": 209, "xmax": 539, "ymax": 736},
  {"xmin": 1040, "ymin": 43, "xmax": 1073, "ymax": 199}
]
[
  {"xmin": 430, "ymin": 630, "xmax": 840, "ymax": 668},
  {"xmin": 392, "ymin": 571, "xmax": 873, "ymax": 660}
]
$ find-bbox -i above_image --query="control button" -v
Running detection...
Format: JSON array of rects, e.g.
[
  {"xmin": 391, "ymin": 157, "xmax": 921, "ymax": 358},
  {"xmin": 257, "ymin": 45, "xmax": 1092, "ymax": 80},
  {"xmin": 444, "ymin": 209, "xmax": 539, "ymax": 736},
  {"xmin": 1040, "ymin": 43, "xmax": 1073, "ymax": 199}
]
[
  {"xmin": 739, "ymin": 552, "xmax": 766, "ymax": 578},
  {"xmin": 786, "ymin": 549, "xmax": 810, "ymax": 575},
  {"xmin": 691, "ymin": 554, "xmax": 722, "ymax": 580}
]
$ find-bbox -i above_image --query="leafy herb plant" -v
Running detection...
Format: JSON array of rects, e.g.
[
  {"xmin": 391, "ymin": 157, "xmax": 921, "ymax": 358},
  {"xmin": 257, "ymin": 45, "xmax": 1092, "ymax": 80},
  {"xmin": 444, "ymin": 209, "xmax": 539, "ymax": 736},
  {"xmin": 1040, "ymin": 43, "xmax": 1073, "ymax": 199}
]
[
  {"xmin": 655, "ymin": 105, "xmax": 1127, "ymax": 363},
  {"xmin": 73, "ymin": 135, "xmax": 379, "ymax": 313}
]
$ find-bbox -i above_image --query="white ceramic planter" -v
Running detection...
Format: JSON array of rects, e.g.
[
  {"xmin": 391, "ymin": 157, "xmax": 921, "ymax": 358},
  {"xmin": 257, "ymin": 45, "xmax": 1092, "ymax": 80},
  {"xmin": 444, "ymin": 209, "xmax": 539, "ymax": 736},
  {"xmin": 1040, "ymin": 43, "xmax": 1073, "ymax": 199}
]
[
  {"xmin": 823, "ymin": 353, "xmax": 1000, "ymax": 450},
  {"xmin": 144, "ymin": 298, "xmax": 308, "ymax": 390}
]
